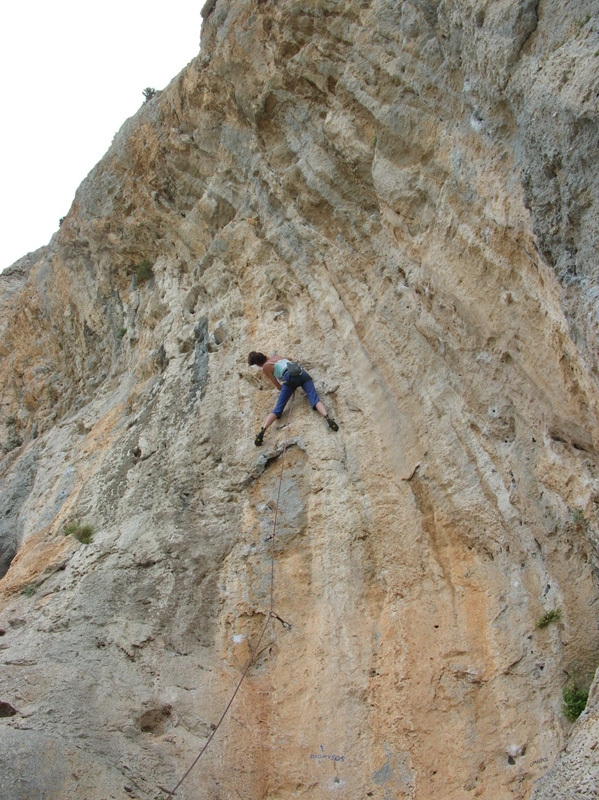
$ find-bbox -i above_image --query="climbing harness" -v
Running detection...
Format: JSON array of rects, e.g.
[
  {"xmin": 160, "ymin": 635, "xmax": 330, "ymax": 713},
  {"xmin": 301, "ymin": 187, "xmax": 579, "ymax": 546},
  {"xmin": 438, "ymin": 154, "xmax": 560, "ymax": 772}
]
[{"xmin": 161, "ymin": 395, "xmax": 296, "ymax": 798}]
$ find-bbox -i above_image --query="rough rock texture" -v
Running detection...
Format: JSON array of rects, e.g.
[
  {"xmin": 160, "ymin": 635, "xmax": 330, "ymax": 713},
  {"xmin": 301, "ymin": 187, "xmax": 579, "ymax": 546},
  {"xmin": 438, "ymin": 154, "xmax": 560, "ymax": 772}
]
[{"xmin": 1, "ymin": 1, "xmax": 599, "ymax": 798}]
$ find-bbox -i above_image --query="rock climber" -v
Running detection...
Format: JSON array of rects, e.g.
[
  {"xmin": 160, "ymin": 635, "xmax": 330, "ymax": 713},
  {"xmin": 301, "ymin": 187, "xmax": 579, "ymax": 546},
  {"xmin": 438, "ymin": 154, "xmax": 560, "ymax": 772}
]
[{"xmin": 248, "ymin": 351, "xmax": 339, "ymax": 446}]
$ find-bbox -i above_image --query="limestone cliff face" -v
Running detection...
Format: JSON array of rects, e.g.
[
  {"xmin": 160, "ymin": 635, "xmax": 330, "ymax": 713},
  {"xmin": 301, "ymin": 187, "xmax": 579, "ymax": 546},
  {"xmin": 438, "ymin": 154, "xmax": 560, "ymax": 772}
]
[{"xmin": 1, "ymin": 1, "xmax": 599, "ymax": 798}]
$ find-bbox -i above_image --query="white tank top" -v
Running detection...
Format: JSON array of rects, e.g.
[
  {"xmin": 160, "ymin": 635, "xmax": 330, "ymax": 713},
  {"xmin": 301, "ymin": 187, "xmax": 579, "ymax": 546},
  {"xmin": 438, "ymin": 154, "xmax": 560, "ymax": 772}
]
[{"xmin": 272, "ymin": 359, "xmax": 290, "ymax": 380}]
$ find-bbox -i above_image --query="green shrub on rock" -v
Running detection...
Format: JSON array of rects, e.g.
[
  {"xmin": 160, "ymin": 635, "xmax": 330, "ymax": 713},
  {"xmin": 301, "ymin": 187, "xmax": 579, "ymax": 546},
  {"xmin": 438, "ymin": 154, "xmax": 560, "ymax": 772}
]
[
  {"xmin": 64, "ymin": 523, "xmax": 95, "ymax": 544},
  {"xmin": 134, "ymin": 260, "xmax": 154, "ymax": 284},
  {"xmin": 563, "ymin": 685, "xmax": 588, "ymax": 721},
  {"xmin": 536, "ymin": 609, "xmax": 561, "ymax": 628}
]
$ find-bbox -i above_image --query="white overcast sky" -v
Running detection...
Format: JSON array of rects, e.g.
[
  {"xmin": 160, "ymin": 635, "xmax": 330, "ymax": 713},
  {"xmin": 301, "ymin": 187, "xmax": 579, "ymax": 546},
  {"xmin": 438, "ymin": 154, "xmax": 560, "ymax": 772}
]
[{"xmin": 0, "ymin": 0, "xmax": 203, "ymax": 272}]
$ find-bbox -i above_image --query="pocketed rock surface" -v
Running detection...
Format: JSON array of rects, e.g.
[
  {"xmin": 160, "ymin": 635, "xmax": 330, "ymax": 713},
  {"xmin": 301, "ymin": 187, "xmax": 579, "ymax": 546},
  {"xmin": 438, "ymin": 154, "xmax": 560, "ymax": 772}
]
[{"xmin": 1, "ymin": 1, "xmax": 599, "ymax": 798}]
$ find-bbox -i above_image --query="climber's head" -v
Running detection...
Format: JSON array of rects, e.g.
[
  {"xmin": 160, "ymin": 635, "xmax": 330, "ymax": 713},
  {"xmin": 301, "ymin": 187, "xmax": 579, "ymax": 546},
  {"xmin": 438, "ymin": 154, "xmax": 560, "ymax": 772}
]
[{"xmin": 248, "ymin": 351, "xmax": 267, "ymax": 366}]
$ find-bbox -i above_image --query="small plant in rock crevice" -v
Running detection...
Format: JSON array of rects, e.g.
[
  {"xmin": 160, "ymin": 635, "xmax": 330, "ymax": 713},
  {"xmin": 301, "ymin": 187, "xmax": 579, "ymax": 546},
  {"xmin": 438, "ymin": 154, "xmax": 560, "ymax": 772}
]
[
  {"xmin": 133, "ymin": 260, "xmax": 154, "ymax": 284},
  {"xmin": 536, "ymin": 609, "xmax": 561, "ymax": 628},
  {"xmin": 21, "ymin": 585, "xmax": 37, "ymax": 598},
  {"xmin": 2, "ymin": 414, "xmax": 22, "ymax": 453},
  {"xmin": 563, "ymin": 685, "xmax": 589, "ymax": 721},
  {"xmin": 570, "ymin": 508, "xmax": 589, "ymax": 533},
  {"xmin": 2, "ymin": 432, "xmax": 23, "ymax": 454},
  {"xmin": 64, "ymin": 522, "xmax": 95, "ymax": 544}
]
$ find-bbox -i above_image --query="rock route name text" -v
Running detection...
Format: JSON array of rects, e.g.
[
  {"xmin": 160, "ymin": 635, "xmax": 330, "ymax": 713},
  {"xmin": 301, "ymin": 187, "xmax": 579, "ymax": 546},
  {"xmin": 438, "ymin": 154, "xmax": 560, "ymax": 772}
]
[{"xmin": 310, "ymin": 745, "xmax": 345, "ymax": 762}]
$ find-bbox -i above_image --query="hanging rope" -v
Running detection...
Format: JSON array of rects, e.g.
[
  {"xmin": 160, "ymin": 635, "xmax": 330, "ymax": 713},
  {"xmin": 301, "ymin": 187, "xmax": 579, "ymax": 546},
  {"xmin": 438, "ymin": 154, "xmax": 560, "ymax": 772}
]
[{"xmin": 161, "ymin": 394, "xmax": 295, "ymax": 798}]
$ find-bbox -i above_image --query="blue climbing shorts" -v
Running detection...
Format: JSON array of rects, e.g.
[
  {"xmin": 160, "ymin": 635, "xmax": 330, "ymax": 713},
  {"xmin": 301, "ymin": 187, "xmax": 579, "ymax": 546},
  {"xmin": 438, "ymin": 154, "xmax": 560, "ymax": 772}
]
[{"xmin": 272, "ymin": 370, "xmax": 320, "ymax": 417}]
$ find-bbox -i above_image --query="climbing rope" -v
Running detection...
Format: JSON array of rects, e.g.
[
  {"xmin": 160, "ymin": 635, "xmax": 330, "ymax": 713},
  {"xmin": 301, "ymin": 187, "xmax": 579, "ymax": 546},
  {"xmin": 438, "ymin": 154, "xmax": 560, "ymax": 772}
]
[{"xmin": 161, "ymin": 395, "xmax": 295, "ymax": 798}]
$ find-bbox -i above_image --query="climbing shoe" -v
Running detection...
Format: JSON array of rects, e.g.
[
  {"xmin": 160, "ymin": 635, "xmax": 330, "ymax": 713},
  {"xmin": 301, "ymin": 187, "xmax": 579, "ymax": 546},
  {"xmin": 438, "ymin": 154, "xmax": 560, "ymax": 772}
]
[
  {"xmin": 326, "ymin": 416, "xmax": 339, "ymax": 432},
  {"xmin": 254, "ymin": 428, "xmax": 265, "ymax": 446}
]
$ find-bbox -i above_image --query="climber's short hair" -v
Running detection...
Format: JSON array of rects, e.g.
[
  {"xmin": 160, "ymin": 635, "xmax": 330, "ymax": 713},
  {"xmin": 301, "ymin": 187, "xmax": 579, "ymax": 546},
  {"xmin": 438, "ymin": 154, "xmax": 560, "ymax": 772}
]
[{"xmin": 248, "ymin": 351, "xmax": 267, "ymax": 366}]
